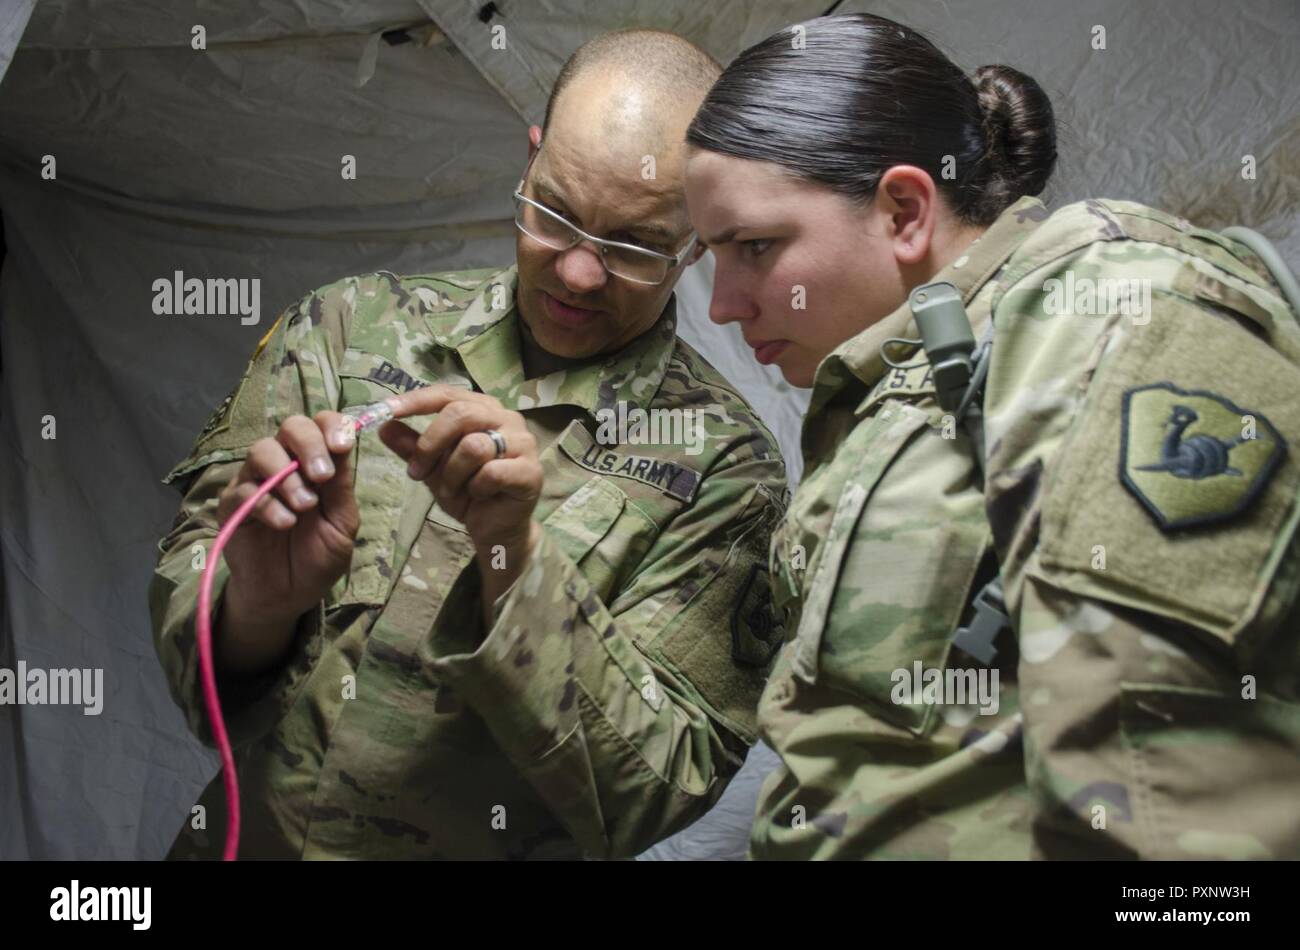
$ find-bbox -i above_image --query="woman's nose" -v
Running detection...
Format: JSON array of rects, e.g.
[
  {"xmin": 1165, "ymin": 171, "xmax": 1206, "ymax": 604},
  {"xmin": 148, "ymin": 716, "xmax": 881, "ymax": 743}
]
[{"xmin": 709, "ymin": 266, "xmax": 757, "ymax": 326}]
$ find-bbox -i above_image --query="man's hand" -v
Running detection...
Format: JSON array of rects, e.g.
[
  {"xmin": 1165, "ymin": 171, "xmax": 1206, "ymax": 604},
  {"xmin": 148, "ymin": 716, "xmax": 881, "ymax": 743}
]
[
  {"xmin": 215, "ymin": 412, "xmax": 361, "ymax": 674},
  {"xmin": 378, "ymin": 385, "xmax": 544, "ymax": 626}
]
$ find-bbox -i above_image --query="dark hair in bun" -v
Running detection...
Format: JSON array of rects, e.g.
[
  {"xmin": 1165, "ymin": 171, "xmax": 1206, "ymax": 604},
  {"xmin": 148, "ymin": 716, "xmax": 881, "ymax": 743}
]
[
  {"xmin": 687, "ymin": 13, "xmax": 1058, "ymax": 226},
  {"xmin": 970, "ymin": 64, "xmax": 1058, "ymax": 223}
]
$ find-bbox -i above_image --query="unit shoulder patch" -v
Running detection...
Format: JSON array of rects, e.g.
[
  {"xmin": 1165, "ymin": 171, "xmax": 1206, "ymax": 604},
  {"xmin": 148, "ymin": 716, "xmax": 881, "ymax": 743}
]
[
  {"xmin": 1120, "ymin": 382, "xmax": 1287, "ymax": 531},
  {"xmin": 194, "ymin": 379, "xmax": 241, "ymax": 447}
]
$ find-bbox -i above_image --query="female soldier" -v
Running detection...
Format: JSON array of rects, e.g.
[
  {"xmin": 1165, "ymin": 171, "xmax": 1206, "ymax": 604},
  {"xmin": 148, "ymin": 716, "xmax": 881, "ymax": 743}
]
[{"xmin": 685, "ymin": 13, "xmax": 1300, "ymax": 859}]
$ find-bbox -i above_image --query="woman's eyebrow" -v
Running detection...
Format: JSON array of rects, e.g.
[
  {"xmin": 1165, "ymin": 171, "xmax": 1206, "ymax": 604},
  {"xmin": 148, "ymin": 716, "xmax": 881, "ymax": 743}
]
[{"xmin": 702, "ymin": 226, "xmax": 741, "ymax": 247}]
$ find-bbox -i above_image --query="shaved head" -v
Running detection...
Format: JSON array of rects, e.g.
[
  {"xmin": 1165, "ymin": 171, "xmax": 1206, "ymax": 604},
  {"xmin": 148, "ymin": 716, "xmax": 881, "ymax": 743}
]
[
  {"xmin": 542, "ymin": 29, "xmax": 721, "ymax": 142},
  {"xmin": 514, "ymin": 30, "xmax": 718, "ymax": 361}
]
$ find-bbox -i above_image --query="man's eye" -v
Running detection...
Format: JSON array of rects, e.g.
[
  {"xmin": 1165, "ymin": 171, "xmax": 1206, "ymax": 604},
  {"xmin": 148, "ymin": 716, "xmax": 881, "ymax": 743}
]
[
  {"xmin": 613, "ymin": 234, "xmax": 662, "ymax": 254},
  {"xmin": 743, "ymin": 238, "xmax": 773, "ymax": 258},
  {"xmin": 543, "ymin": 202, "xmax": 577, "ymax": 223}
]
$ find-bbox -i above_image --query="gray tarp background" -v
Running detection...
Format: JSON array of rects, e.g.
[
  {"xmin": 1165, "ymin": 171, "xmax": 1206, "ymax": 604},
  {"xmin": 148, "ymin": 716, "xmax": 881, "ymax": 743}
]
[{"xmin": 0, "ymin": 0, "xmax": 1295, "ymax": 860}]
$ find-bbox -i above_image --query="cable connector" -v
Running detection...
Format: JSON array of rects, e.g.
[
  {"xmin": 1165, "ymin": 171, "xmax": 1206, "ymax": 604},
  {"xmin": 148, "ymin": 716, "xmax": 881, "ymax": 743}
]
[{"xmin": 342, "ymin": 399, "xmax": 396, "ymax": 433}]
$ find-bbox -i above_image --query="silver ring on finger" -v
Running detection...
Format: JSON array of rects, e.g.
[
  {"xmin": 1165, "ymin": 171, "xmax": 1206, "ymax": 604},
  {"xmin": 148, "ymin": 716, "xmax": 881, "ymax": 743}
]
[{"xmin": 483, "ymin": 428, "xmax": 507, "ymax": 460}]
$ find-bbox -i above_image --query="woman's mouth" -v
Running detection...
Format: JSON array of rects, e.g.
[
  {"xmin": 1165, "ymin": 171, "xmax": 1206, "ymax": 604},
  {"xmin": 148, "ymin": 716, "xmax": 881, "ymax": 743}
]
[{"xmin": 752, "ymin": 340, "xmax": 789, "ymax": 365}]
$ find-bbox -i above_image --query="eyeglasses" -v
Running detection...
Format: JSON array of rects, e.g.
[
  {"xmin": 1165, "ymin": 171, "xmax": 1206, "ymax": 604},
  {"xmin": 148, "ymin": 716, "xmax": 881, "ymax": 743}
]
[{"xmin": 512, "ymin": 184, "xmax": 697, "ymax": 286}]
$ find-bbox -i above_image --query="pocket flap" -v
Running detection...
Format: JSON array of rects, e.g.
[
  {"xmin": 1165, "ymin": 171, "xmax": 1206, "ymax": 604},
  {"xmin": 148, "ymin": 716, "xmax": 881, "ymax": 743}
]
[
  {"xmin": 790, "ymin": 401, "xmax": 932, "ymax": 685},
  {"xmin": 542, "ymin": 475, "xmax": 626, "ymax": 567}
]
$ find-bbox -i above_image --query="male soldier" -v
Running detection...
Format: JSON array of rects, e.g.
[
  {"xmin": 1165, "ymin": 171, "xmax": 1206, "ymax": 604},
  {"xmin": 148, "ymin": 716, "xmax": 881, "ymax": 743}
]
[{"xmin": 150, "ymin": 29, "xmax": 786, "ymax": 860}]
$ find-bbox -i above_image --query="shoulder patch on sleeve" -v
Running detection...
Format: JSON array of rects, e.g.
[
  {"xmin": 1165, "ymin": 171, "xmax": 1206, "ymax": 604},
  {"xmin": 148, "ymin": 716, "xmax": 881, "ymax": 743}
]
[
  {"xmin": 1034, "ymin": 287, "xmax": 1300, "ymax": 645},
  {"xmin": 188, "ymin": 311, "xmax": 287, "ymax": 450},
  {"xmin": 1121, "ymin": 383, "xmax": 1287, "ymax": 531}
]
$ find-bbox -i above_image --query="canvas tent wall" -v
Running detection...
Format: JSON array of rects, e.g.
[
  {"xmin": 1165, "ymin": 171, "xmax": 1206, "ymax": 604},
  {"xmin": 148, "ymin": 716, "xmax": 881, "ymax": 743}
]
[{"xmin": 0, "ymin": 0, "xmax": 1296, "ymax": 859}]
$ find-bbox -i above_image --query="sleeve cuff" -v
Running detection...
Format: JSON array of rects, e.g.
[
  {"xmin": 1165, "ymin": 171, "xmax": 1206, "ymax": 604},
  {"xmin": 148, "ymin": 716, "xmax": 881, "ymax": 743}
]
[
  {"xmin": 429, "ymin": 531, "xmax": 593, "ymax": 755},
  {"xmin": 172, "ymin": 560, "xmax": 325, "ymax": 749}
]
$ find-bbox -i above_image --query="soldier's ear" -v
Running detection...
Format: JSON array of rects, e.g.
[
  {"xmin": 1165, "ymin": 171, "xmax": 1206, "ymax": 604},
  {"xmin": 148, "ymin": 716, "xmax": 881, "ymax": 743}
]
[
  {"xmin": 527, "ymin": 125, "xmax": 543, "ymax": 159},
  {"xmin": 876, "ymin": 165, "xmax": 936, "ymax": 268}
]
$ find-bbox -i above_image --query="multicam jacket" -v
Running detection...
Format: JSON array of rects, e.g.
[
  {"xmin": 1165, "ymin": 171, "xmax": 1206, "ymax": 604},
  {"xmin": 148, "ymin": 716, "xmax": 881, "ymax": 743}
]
[
  {"xmin": 751, "ymin": 196, "xmax": 1300, "ymax": 860},
  {"xmin": 150, "ymin": 265, "xmax": 786, "ymax": 859}
]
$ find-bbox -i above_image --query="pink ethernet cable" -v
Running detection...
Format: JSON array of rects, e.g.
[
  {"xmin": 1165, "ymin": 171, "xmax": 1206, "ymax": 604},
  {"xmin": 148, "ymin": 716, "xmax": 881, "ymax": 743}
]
[{"xmin": 195, "ymin": 400, "xmax": 395, "ymax": 860}]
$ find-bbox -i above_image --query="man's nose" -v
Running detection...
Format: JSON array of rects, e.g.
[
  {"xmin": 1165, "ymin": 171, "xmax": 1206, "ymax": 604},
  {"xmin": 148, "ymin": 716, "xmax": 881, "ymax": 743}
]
[
  {"xmin": 554, "ymin": 242, "xmax": 608, "ymax": 296},
  {"xmin": 708, "ymin": 265, "xmax": 757, "ymax": 326}
]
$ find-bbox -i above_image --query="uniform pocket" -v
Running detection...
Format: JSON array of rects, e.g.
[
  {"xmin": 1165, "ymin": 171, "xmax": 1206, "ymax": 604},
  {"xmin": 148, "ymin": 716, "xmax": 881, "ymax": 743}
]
[
  {"xmin": 541, "ymin": 474, "xmax": 651, "ymax": 603},
  {"xmin": 1119, "ymin": 683, "xmax": 1300, "ymax": 858},
  {"xmin": 789, "ymin": 399, "xmax": 993, "ymax": 737},
  {"xmin": 331, "ymin": 361, "xmax": 443, "ymax": 609},
  {"xmin": 788, "ymin": 402, "xmax": 930, "ymax": 681},
  {"xmin": 331, "ymin": 435, "xmax": 416, "ymax": 608},
  {"xmin": 536, "ymin": 418, "xmax": 665, "ymax": 604},
  {"xmin": 788, "ymin": 480, "xmax": 871, "ymax": 684},
  {"xmin": 338, "ymin": 353, "xmax": 427, "ymax": 402}
]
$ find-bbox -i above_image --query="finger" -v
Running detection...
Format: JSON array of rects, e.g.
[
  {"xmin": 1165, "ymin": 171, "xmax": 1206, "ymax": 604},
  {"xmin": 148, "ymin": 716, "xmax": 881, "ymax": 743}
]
[
  {"xmin": 437, "ymin": 425, "xmax": 536, "ymax": 498},
  {"xmin": 383, "ymin": 384, "xmax": 497, "ymax": 423},
  {"xmin": 465, "ymin": 457, "xmax": 544, "ymax": 503},
  {"xmin": 221, "ymin": 469, "xmax": 298, "ymax": 530},
  {"xmin": 217, "ymin": 468, "xmax": 246, "ymax": 523},
  {"xmin": 436, "ymin": 431, "xmax": 498, "ymax": 499},
  {"xmin": 314, "ymin": 410, "xmax": 359, "ymax": 455},
  {"xmin": 243, "ymin": 436, "xmax": 317, "ymax": 514},
  {"xmin": 277, "ymin": 414, "xmax": 333, "ymax": 486},
  {"xmin": 408, "ymin": 401, "xmax": 516, "ymax": 481},
  {"xmin": 375, "ymin": 418, "xmax": 420, "ymax": 462}
]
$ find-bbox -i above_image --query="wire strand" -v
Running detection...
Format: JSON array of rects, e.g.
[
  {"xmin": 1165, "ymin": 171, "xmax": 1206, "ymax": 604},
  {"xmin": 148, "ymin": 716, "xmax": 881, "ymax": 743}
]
[{"xmin": 196, "ymin": 457, "xmax": 300, "ymax": 861}]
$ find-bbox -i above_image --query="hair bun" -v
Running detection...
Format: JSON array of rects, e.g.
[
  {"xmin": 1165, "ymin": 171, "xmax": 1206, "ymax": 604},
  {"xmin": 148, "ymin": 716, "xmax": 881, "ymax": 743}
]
[{"xmin": 972, "ymin": 64, "xmax": 1057, "ymax": 213}]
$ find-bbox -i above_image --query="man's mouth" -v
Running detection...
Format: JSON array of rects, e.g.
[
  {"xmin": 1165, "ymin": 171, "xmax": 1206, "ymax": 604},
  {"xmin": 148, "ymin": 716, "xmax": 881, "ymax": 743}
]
[{"xmin": 542, "ymin": 291, "xmax": 602, "ymax": 329}]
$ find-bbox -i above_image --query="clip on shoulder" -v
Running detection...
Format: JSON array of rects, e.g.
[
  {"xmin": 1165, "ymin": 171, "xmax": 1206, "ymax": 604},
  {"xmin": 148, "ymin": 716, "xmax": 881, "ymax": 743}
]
[
  {"xmin": 909, "ymin": 281, "xmax": 977, "ymax": 412},
  {"xmin": 911, "ymin": 282, "xmax": 1011, "ymax": 664}
]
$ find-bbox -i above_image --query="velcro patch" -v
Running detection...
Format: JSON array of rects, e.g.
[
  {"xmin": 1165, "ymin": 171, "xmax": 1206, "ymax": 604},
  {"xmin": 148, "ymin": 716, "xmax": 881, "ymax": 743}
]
[
  {"xmin": 1121, "ymin": 383, "xmax": 1287, "ymax": 531},
  {"xmin": 251, "ymin": 312, "xmax": 285, "ymax": 362},
  {"xmin": 731, "ymin": 563, "xmax": 782, "ymax": 668},
  {"xmin": 559, "ymin": 423, "xmax": 701, "ymax": 503},
  {"xmin": 859, "ymin": 361, "xmax": 937, "ymax": 416},
  {"xmin": 195, "ymin": 381, "xmax": 240, "ymax": 446}
]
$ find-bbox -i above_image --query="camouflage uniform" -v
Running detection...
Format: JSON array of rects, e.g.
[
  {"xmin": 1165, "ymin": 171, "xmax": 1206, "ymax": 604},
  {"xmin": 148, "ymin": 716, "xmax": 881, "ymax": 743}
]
[
  {"xmin": 150, "ymin": 265, "xmax": 787, "ymax": 859},
  {"xmin": 752, "ymin": 196, "xmax": 1300, "ymax": 859}
]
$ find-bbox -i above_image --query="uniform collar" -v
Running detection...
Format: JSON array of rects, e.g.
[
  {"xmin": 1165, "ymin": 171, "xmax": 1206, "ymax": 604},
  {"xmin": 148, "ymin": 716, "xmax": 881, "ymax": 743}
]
[
  {"xmin": 440, "ymin": 265, "xmax": 678, "ymax": 416},
  {"xmin": 818, "ymin": 196, "xmax": 1051, "ymax": 397}
]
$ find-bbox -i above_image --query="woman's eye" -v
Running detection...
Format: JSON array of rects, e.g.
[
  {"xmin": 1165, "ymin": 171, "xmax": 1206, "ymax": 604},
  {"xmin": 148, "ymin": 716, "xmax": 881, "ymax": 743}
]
[{"xmin": 742, "ymin": 238, "xmax": 772, "ymax": 257}]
